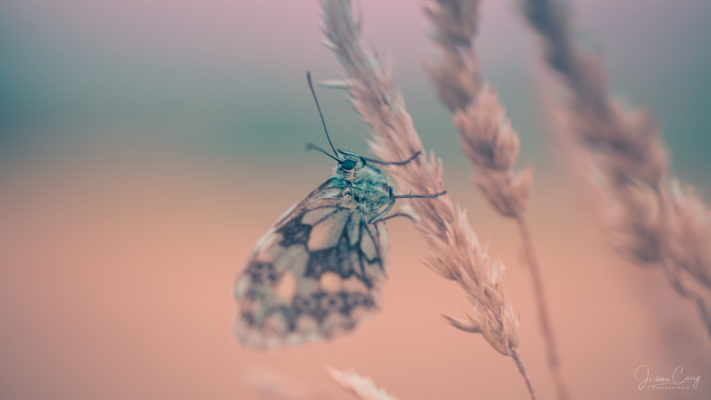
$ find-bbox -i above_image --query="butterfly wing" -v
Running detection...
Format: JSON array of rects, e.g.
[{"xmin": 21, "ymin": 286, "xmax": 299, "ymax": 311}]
[{"xmin": 235, "ymin": 178, "xmax": 389, "ymax": 348}]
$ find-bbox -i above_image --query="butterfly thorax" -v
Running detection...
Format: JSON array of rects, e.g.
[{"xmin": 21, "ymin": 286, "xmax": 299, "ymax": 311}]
[{"xmin": 333, "ymin": 152, "xmax": 393, "ymax": 219}]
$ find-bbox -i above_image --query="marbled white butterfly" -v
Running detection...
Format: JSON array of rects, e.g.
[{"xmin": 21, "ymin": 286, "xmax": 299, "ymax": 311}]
[{"xmin": 234, "ymin": 72, "xmax": 445, "ymax": 348}]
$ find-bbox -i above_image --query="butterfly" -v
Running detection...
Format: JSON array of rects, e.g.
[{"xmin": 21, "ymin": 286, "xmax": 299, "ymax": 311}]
[{"xmin": 234, "ymin": 72, "xmax": 445, "ymax": 349}]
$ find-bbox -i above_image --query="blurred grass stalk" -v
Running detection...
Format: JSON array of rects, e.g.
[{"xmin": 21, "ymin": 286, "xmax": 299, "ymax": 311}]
[
  {"xmin": 521, "ymin": 0, "xmax": 711, "ymax": 336},
  {"xmin": 320, "ymin": 0, "xmax": 535, "ymax": 398},
  {"xmin": 327, "ymin": 366, "xmax": 397, "ymax": 400},
  {"xmin": 423, "ymin": 1, "xmax": 569, "ymax": 399}
]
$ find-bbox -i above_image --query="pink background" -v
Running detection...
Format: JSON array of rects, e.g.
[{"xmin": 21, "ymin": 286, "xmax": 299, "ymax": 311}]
[{"xmin": 0, "ymin": 0, "xmax": 710, "ymax": 398}]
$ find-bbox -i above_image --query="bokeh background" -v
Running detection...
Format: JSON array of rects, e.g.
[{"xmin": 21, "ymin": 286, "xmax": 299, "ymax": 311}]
[{"xmin": 1, "ymin": 0, "xmax": 710, "ymax": 399}]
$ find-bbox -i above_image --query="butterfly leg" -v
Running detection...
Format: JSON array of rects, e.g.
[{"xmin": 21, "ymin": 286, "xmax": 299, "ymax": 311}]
[
  {"xmin": 368, "ymin": 189, "xmax": 446, "ymax": 224},
  {"xmin": 393, "ymin": 190, "xmax": 447, "ymax": 199},
  {"xmin": 371, "ymin": 212, "xmax": 415, "ymax": 224},
  {"xmin": 361, "ymin": 151, "xmax": 422, "ymax": 166},
  {"xmin": 367, "ymin": 197, "xmax": 396, "ymax": 224}
]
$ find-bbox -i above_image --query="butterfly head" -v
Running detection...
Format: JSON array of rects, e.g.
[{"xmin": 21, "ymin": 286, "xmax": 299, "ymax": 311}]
[{"xmin": 335, "ymin": 149, "xmax": 367, "ymax": 178}]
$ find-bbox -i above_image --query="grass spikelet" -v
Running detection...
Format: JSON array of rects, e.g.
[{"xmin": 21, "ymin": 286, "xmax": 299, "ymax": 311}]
[
  {"xmin": 521, "ymin": 0, "xmax": 711, "ymax": 336},
  {"xmin": 424, "ymin": 1, "xmax": 568, "ymax": 399},
  {"xmin": 320, "ymin": 0, "xmax": 535, "ymax": 397}
]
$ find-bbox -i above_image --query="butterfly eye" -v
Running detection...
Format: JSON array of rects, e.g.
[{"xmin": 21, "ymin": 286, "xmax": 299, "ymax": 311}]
[{"xmin": 341, "ymin": 159, "xmax": 356, "ymax": 170}]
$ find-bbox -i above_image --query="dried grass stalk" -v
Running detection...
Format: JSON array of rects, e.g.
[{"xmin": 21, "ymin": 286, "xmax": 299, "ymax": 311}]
[
  {"xmin": 521, "ymin": 0, "xmax": 711, "ymax": 335},
  {"xmin": 320, "ymin": 0, "xmax": 534, "ymax": 398},
  {"xmin": 326, "ymin": 366, "xmax": 397, "ymax": 400},
  {"xmin": 244, "ymin": 366, "xmax": 316, "ymax": 400},
  {"xmin": 424, "ymin": 1, "xmax": 569, "ymax": 399}
]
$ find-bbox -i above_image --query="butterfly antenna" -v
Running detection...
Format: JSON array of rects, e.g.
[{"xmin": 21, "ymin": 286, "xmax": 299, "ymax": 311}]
[
  {"xmin": 306, "ymin": 143, "xmax": 339, "ymax": 162},
  {"xmin": 306, "ymin": 71, "xmax": 339, "ymax": 158}
]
